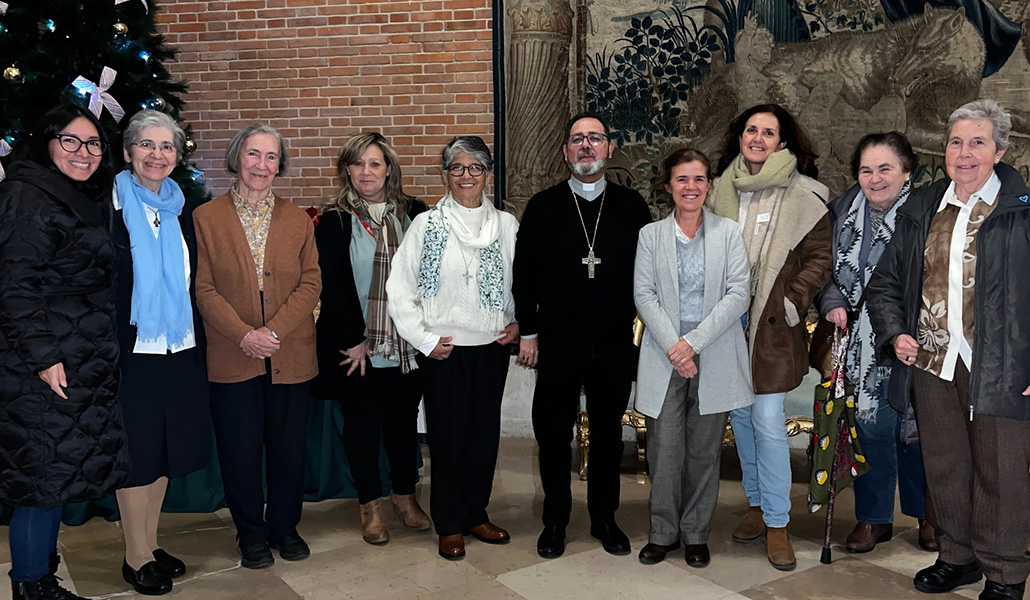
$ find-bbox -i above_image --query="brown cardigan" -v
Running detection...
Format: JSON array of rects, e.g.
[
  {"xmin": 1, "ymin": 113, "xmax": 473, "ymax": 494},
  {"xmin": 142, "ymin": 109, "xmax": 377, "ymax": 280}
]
[{"xmin": 193, "ymin": 192, "xmax": 321, "ymax": 384}]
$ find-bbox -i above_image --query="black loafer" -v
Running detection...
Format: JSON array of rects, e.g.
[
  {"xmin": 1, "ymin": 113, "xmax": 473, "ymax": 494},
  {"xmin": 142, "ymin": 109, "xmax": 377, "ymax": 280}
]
[
  {"xmin": 122, "ymin": 559, "xmax": 172, "ymax": 596},
  {"xmin": 238, "ymin": 542, "xmax": 275, "ymax": 569},
  {"xmin": 684, "ymin": 543, "xmax": 711, "ymax": 568},
  {"xmin": 537, "ymin": 524, "xmax": 567, "ymax": 559},
  {"xmin": 980, "ymin": 580, "xmax": 1026, "ymax": 600},
  {"xmin": 152, "ymin": 549, "xmax": 186, "ymax": 578},
  {"xmin": 590, "ymin": 521, "xmax": 631, "ymax": 556},
  {"xmin": 269, "ymin": 533, "xmax": 310, "ymax": 561},
  {"xmin": 913, "ymin": 559, "xmax": 982, "ymax": 593}
]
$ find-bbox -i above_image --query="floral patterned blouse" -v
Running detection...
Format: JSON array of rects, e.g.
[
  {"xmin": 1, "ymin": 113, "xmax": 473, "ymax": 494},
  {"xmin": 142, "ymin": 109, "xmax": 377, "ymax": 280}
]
[{"xmin": 231, "ymin": 184, "xmax": 275, "ymax": 291}]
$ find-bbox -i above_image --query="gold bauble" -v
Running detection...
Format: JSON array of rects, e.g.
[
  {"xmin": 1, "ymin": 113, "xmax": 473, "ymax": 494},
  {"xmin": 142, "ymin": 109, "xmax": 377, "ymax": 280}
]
[
  {"xmin": 184, "ymin": 139, "xmax": 197, "ymax": 155},
  {"xmin": 3, "ymin": 66, "xmax": 21, "ymax": 81},
  {"xmin": 113, "ymin": 22, "xmax": 129, "ymax": 35}
]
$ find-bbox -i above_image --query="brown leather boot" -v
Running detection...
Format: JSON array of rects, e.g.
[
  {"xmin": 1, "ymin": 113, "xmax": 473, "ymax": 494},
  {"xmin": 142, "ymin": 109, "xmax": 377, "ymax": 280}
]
[
  {"xmin": 732, "ymin": 506, "xmax": 765, "ymax": 543},
  {"xmin": 918, "ymin": 519, "xmax": 939, "ymax": 552},
  {"xmin": 766, "ymin": 527, "xmax": 796, "ymax": 571},
  {"xmin": 391, "ymin": 493, "xmax": 432, "ymax": 531},
  {"xmin": 359, "ymin": 498, "xmax": 389, "ymax": 545}
]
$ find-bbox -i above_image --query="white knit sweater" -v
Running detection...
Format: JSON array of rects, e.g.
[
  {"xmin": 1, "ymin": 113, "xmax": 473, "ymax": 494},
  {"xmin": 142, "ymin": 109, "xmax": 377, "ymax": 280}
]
[{"xmin": 386, "ymin": 195, "xmax": 518, "ymax": 355}]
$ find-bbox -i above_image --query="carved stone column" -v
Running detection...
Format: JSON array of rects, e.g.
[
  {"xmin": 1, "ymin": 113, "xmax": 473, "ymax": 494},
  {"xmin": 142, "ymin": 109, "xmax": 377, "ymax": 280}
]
[{"xmin": 505, "ymin": 0, "xmax": 573, "ymax": 219}]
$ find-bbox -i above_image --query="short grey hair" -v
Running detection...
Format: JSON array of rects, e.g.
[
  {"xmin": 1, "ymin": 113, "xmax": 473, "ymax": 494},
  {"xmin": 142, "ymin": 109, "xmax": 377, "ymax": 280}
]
[
  {"xmin": 123, "ymin": 110, "xmax": 186, "ymax": 159},
  {"xmin": 224, "ymin": 123, "xmax": 289, "ymax": 175},
  {"xmin": 947, "ymin": 99, "xmax": 1011, "ymax": 150},
  {"xmin": 441, "ymin": 136, "xmax": 493, "ymax": 174}
]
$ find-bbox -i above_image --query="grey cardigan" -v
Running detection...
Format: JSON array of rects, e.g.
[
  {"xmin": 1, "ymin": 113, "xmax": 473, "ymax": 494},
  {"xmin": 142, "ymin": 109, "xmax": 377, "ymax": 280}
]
[{"xmin": 633, "ymin": 210, "xmax": 754, "ymax": 417}]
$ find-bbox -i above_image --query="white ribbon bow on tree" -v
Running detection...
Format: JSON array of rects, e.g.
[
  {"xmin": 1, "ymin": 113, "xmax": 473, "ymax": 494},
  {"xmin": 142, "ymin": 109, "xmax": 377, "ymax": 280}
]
[
  {"xmin": 71, "ymin": 67, "xmax": 126, "ymax": 122},
  {"xmin": 0, "ymin": 139, "xmax": 12, "ymax": 182},
  {"xmin": 115, "ymin": 0, "xmax": 149, "ymax": 13}
]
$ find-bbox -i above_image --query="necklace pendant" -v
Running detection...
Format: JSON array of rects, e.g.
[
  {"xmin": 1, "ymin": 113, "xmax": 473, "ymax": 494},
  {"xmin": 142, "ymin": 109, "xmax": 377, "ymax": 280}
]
[
  {"xmin": 152, "ymin": 215, "xmax": 161, "ymax": 227},
  {"xmin": 462, "ymin": 271, "xmax": 474, "ymax": 286},
  {"xmin": 582, "ymin": 249, "xmax": 601, "ymax": 279}
]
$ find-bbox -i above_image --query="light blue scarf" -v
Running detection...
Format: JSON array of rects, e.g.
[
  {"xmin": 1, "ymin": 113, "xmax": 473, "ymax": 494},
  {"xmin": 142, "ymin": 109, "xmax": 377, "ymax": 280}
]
[{"xmin": 116, "ymin": 170, "xmax": 193, "ymax": 347}]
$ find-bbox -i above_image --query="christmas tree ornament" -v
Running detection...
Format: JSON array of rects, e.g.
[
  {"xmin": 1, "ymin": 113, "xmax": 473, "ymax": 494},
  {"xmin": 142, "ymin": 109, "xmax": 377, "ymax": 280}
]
[
  {"xmin": 3, "ymin": 65, "xmax": 20, "ymax": 81},
  {"xmin": 71, "ymin": 66, "xmax": 126, "ymax": 121},
  {"xmin": 115, "ymin": 0, "xmax": 149, "ymax": 13},
  {"xmin": 113, "ymin": 22, "xmax": 128, "ymax": 35},
  {"xmin": 184, "ymin": 138, "xmax": 196, "ymax": 154},
  {"xmin": 40, "ymin": 18, "xmax": 55, "ymax": 33}
]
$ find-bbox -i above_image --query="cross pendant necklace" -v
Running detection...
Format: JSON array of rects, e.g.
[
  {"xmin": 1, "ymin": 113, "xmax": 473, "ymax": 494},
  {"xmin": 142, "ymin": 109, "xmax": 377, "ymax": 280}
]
[
  {"xmin": 145, "ymin": 205, "xmax": 160, "ymax": 228},
  {"xmin": 458, "ymin": 244, "xmax": 476, "ymax": 286},
  {"xmin": 570, "ymin": 183, "xmax": 605, "ymax": 279}
]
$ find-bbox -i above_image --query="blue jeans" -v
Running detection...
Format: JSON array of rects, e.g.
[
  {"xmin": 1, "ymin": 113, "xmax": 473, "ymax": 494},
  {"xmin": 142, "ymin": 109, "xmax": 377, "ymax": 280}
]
[
  {"xmin": 853, "ymin": 386, "xmax": 927, "ymax": 524},
  {"xmin": 9, "ymin": 506, "xmax": 62, "ymax": 582},
  {"xmin": 731, "ymin": 392, "xmax": 792, "ymax": 527}
]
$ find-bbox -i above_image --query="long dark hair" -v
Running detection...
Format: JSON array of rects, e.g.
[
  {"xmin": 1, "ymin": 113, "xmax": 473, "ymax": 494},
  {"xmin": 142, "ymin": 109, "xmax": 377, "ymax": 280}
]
[
  {"xmin": 714, "ymin": 104, "xmax": 819, "ymax": 179},
  {"xmin": 28, "ymin": 104, "xmax": 114, "ymax": 195}
]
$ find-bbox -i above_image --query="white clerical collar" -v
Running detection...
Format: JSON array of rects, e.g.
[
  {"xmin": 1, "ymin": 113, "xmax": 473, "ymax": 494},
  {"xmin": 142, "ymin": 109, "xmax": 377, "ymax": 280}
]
[
  {"xmin": 568, "ymin": 176, "xmax": 606, "ymax": 201},
  {"xmin": 453, "ymin": 201, "xmax": 484, "ymax": 213}
]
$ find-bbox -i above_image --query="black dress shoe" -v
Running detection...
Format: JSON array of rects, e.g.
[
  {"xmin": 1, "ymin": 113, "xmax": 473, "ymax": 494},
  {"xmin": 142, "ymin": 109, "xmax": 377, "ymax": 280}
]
[
  {"xmin": 152, "ymin": 548, "xmax": 186, "ymax": 578},
  {"xmin": 913, "ymin": 559, "xmax": 982, "ymax": 593},
  {"xmin": 238, "ymin": 542, "xmax": 275, "ymax": 569},
  {"xmin": 537, "ymin": 524, "xmax": 567, "ymax": 559},
  {"xmin": 590, "ymin": 521, "xmax": 631, "ymax": 556},
  {"xmin": 638, "ymin": 541, "xmax": 679, "ymax": 565},
  {"xmin": 269, "ymin": 533, "xmax": 310, "ymax": 561},
  {"xmin": 122, "ymin": 559, "xmax": 172, "ymax": 596},
  {"xmin": 684, "ymin": 543, "xmax": 711, "ymax": 568},
  {"xmin": 980, "ymin": 580, "xmax": 1026, "ymax": 600}
]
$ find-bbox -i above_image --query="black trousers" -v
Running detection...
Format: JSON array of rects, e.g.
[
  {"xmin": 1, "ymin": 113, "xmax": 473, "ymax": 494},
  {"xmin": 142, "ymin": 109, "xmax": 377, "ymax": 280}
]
[
  {"xmin": 912, "ymin": 363, "xmax": 1030, "ymax": 584},
  {"xmin": 210, "ymin": 373, "xmax": 310, "ymax": 546},
  {"xmin": 418, "ymin": 343, "xmax": 509, "ymax": 536},
  {"xmin": 532, "ymin": 339, "xmax": 633, "ymax": 526},
  {"xmin": 338, "ymin": 366, "xmax": 423, "ymax": 505}
]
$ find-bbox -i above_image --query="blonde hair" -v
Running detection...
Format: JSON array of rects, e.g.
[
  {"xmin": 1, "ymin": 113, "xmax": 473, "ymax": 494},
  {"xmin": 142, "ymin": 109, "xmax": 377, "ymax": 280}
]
[{"xmin": 328, "ymin": 132, "xmax": 413, "ymax": 215}]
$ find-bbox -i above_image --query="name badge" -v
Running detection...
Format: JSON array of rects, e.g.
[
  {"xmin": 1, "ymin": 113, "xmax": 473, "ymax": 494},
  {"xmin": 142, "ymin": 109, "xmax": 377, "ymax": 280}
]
[{"xmin": 754, "ymin": 212, "xmax": 771, "ymax": 235}]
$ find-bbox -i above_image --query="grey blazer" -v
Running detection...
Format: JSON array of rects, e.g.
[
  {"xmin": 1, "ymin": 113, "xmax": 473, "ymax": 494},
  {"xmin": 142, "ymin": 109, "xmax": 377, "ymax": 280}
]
[{"xmin": 633, "ymin": 209, "xmax": 754, "ymax": 417}]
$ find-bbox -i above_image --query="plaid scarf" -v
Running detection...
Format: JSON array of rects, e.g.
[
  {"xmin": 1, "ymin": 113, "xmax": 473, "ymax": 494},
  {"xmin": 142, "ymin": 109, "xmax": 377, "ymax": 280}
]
[
  {"xmin": 834, "ymin": 181, "xmax": 910, "ymax": 423},
  {"xmin": 348, "ymin": 195, "xmax": 418, "ymax": 373}
]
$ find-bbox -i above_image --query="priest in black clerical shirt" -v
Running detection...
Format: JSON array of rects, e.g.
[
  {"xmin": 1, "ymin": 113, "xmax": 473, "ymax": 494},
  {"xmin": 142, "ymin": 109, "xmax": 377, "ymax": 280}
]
[{"xmin": 513, "ymin": 111, "xmax": 652, "ymax": 559}]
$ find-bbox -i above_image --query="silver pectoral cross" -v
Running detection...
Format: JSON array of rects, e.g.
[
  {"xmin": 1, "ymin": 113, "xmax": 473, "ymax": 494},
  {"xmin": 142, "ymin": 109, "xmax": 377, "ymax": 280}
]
[
  {"xmin": 462, "ymin": 271, "xmax": 474, "ymax": 285},
  {"xmin": 582, "ymin": 250, "xmax": 601, "ymax": 279}
]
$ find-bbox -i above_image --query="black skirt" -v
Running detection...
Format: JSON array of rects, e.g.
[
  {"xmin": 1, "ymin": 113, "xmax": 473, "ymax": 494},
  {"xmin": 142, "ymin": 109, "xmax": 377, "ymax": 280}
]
[{"xmin": 117, "ymin": 346, "xmax": 211, "ymax": 488}]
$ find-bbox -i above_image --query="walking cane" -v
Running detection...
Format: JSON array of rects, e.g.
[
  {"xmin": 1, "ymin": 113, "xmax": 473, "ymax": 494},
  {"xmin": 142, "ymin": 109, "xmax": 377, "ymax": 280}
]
[{"xmin": 820, "ymin": 327, "xmax": 849, "ymax": 564}]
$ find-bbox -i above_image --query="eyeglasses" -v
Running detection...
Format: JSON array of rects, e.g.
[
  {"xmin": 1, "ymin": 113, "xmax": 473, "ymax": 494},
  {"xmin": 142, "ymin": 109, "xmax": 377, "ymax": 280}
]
[
  {"xmin": 132, "ymin": 140, "xmax": 177, "ymax": 155},
  {"xmin": 567, "ymin": 133, "xmax": 608, "ymax": 147},
  {"xmin": 55, "ymin": 134, "xmax": 106, "ymax": 156},
  {"xmin": 447, "ymin": 163, "xmax": 485, "ymax": 177}
]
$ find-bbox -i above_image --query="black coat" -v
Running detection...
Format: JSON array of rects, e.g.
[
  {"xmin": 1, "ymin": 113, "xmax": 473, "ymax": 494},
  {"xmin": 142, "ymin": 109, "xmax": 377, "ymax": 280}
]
[
  {"xmin": 311, "ymin": 200, "xmax": 426, "ymax": 400},
  {"xmin": 867, "ymin": 162, "xmax": 1030, "ymax": 420},
  {"xmin": 0, "ymin": 160, "xmax": 130, "ymax": 507}
]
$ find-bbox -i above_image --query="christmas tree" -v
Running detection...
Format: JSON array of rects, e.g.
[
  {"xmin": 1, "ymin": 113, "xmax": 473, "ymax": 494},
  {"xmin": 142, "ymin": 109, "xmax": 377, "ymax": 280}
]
[{"xmin": 0, "ymin": 0, "xmax": 208, "ymax": 203}]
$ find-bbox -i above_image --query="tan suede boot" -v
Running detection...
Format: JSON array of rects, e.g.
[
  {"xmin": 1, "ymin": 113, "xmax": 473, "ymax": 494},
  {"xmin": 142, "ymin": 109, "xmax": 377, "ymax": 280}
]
[
  {"xmin": 359, "ymin": 499, "xmax": 389, "ymax": 544},
  {"xmin": 391, "ymin": 493, "xmax": 432, "ymax": 531},
  {"xmin": 766, "ymin": 527, "xmax": 796, "ymax": 571},
  {"xmin": 732, "ymin": 506, "xmax": 765, "ymax": 543}
]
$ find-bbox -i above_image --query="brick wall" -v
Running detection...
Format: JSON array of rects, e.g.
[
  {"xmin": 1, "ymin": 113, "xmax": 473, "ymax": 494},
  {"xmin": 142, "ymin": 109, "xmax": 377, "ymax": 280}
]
[{"xmin": 155, "ymin": 0, "xmax": 495, "ymax": 207}]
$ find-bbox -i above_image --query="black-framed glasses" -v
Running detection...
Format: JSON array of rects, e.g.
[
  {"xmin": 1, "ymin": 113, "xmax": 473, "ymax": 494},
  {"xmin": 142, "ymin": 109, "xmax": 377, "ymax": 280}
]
[
  {"xmin": 567, "ymin": 133, "xmax": 608, "ymax": 147},
  {"xmin": 55, "ymin": 133, "xmax": 106, "ymax": 156},
  {"xmin": 447, "ymin": 163, "xmax": 485, "ymax": 177},
  {"xmin": 131, "ymin": 140, "xmax": 177, "ymax": 155}
]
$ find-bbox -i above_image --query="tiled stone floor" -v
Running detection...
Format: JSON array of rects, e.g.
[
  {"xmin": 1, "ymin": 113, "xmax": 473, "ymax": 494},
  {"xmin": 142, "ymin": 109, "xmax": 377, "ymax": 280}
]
[{"xmin": 1, "ymin": 438, "xmax": 1022, "ymax": 599}]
